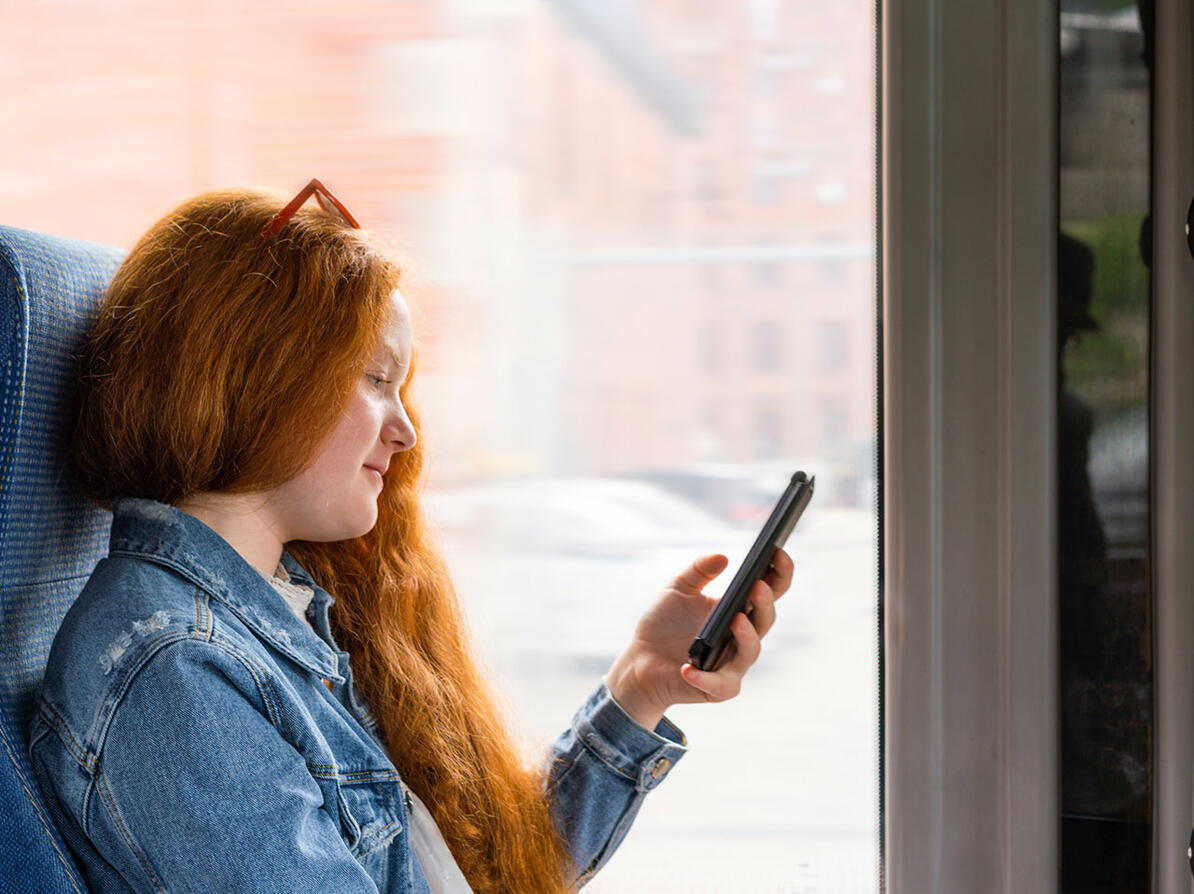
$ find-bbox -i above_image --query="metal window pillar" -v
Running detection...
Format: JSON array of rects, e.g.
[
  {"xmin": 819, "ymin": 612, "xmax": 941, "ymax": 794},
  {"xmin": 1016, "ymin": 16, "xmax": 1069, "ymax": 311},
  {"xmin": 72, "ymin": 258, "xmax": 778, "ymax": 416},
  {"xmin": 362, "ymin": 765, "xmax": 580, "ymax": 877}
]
[{"xmin": 883, "ymin": 0, "xmax": 1057, "ymax": 890}]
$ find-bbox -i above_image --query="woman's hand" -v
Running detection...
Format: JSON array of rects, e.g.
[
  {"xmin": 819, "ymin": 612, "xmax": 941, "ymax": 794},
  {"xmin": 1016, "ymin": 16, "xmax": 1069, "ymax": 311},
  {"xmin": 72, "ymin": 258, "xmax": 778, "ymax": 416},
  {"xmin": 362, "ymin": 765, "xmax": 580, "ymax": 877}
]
[{"xmin": 603, "ymin": 549, "xmax": 794, "ymax": 730}]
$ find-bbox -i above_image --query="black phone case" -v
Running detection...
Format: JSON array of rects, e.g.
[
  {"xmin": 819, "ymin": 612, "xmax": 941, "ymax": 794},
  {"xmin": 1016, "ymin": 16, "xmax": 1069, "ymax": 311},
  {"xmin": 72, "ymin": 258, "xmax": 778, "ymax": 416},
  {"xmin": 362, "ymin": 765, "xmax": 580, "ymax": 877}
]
[{"xmin": 687, "ymin": 470, "xmax": 815, "ymax": 672}]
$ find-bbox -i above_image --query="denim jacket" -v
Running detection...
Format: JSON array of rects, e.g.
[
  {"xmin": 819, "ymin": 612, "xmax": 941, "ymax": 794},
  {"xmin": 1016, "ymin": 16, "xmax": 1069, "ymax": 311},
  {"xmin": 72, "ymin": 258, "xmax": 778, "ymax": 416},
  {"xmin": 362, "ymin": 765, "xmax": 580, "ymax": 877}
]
[{"xmin": 28, "ymin": 497, "xmax": 689, "ymax": 893}]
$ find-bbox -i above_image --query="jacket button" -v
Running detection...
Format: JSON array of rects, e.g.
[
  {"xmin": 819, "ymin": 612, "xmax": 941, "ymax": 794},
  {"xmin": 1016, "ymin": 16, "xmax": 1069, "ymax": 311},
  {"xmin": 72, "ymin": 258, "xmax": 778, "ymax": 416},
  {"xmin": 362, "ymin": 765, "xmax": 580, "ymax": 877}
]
[{"xmin": 650, "ymin": 757, "xmax": 670, "ymax": 779}]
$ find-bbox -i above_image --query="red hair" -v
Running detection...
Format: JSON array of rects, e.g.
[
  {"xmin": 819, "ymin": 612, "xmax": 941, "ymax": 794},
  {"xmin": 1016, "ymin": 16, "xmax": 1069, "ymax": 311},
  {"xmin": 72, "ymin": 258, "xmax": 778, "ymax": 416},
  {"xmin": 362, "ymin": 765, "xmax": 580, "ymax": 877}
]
[{"xmin": 70, "ymin": 187, "xmax": 575, "ymax": 894}]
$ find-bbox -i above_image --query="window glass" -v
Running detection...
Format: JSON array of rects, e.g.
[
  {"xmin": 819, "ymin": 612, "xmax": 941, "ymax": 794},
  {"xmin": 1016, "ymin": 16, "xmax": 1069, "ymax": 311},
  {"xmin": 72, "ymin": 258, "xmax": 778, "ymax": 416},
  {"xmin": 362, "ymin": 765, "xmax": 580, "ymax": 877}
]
[
  {"xmin": 1, "ymin": 0, "xmax": 879, "ymax": 888},
  {"xmin": 1058, "ymin": 2, "xmax": 1153, "ymax": 889}
]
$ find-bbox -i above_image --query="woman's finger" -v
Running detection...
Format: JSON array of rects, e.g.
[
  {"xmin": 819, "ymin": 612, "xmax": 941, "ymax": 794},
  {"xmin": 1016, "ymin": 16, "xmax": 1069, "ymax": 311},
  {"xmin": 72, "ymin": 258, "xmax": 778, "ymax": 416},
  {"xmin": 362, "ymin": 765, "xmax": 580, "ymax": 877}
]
[
  {"xmin": 680, "ymin": 661, "xmax": 741, "ymax": 702},
  {"xmin": 728, "ymin": 610, "xmax": 763, "ymax": 670},
  {"xmin": 764, "ymin": 548, "xmax": 794, "ymax": 598},
  {"xmin": 681, "ymin": 613, "xmax": 761, "ymax": 701},
  {"xmin": 747, "ymin": 580, "xmax": 778, "ymax": 638}
]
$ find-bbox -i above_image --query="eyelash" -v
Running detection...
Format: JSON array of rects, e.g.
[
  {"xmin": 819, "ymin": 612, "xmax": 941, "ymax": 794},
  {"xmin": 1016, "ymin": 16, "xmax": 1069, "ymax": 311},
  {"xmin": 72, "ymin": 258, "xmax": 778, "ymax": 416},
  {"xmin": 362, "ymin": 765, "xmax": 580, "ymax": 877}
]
[{"xmin": 367, "ymin": 374, "xmax": 392, "ymax": 388}]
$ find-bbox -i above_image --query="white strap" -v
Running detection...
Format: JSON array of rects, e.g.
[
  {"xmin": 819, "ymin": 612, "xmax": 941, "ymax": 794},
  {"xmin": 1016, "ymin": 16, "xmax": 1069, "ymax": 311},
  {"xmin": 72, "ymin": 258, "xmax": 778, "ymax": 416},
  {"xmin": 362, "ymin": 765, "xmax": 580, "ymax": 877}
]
[{"xmin": 404, "ymin": 783, "xmax": 476, "ymax": 893}]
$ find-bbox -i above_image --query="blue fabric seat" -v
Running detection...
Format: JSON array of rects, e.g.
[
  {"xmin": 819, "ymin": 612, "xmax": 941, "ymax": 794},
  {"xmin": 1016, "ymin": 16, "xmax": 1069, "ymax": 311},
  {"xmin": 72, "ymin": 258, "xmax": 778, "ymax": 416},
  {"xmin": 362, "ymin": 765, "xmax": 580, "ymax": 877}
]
[{"xmin": 0, "ymin": 225, "xmax": 124, "ymax": 894}]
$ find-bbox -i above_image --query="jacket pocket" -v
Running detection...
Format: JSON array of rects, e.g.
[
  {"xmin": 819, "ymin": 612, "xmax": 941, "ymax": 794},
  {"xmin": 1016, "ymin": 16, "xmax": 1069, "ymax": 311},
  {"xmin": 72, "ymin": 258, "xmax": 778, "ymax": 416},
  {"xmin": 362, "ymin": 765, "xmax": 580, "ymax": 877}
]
[{"xmin": 336, "ymin": 775, "xmax": 405, "ymax": 859}]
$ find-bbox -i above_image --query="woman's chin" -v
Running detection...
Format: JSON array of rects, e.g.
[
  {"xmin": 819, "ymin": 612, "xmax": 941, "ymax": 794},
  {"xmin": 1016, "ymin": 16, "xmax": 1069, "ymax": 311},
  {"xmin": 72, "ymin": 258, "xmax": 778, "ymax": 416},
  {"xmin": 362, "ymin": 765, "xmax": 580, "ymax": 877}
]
[
  {"xmin": 301, "ymin": 506, "xmax": 379, "ymax": 543},
  {"xmin": 345, "ymin": 509, "xmax": 379, "ymax": 541}
]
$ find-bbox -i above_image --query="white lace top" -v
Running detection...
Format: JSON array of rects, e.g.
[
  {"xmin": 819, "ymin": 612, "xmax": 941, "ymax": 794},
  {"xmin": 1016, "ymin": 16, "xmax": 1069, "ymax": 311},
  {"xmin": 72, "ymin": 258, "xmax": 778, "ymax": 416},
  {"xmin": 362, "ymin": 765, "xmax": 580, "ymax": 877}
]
[{"xmin": 257, "ymin": 562, "xmax": 475, "ymax": 893}]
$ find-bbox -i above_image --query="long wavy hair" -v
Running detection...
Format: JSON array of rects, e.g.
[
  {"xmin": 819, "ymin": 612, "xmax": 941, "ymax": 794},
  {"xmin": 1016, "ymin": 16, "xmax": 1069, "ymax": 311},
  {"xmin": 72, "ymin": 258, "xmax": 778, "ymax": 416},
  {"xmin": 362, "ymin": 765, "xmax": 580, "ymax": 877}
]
[{"xmin": 69, "ymin": 187, "xmax": 575, "ymax": 894}]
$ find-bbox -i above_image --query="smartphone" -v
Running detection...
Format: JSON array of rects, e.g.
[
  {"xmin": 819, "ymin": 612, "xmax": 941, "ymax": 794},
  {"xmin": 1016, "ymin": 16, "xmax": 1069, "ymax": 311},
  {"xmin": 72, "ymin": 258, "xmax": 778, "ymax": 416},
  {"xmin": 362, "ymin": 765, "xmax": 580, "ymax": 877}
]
[{"xmin": 687, "ymin": 471, "xmax": 815, "ymax": 672}]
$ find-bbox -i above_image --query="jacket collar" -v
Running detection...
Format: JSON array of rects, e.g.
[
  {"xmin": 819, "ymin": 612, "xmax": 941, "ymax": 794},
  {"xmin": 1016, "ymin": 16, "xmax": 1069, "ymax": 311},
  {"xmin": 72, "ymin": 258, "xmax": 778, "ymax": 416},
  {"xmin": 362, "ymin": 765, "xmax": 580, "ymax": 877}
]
[{"xmin": 108, "ymin": 496, "xmax": 344, "ymax": 683}]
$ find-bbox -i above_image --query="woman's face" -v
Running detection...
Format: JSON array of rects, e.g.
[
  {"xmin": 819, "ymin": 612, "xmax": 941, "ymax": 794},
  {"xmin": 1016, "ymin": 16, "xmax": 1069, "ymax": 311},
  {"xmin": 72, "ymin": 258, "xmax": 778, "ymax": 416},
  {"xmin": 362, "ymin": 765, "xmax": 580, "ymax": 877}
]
[{"xmin": 269, "ymin": 288, "xmax": 416, "ymax": 543}]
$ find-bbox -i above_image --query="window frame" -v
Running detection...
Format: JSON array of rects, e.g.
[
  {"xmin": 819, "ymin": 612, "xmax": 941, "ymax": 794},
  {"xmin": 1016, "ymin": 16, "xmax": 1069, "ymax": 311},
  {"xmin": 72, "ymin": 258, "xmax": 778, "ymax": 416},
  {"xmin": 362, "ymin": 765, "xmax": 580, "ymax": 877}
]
[{"xmin": 882, "ymin": 0, "xmax": 1058, "ymax": 889}]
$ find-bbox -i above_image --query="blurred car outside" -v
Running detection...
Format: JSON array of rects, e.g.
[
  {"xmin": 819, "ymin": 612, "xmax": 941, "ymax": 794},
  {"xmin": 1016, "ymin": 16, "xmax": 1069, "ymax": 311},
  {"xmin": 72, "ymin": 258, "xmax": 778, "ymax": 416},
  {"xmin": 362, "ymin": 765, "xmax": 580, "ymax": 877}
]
[
  {"xmin": 620, "ymin": 463, "xmax": 790, "ymax": 528},
  {"xmin": 422, "ymin": 476, "xmax": 736, "ymax": 559},
  {"xmin": 421, "ymin": 476, "xmax": 804, "ymax": 675},
  {"xmin": 622, "ymin": 456, "xmax": 874, "ymax": 529}
]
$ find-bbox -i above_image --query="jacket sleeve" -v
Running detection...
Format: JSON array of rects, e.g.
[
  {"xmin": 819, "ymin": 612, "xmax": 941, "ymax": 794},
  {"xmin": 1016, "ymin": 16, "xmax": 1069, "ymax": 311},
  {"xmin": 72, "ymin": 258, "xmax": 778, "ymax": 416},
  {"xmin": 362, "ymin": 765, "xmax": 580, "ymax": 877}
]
[
  {"xmin": 80, "ymin": 637, "xmax": 380, "ymax": 894},
  {"xmin": 541, "ymin": 680, "xmax": 689, "ymax": 888}
]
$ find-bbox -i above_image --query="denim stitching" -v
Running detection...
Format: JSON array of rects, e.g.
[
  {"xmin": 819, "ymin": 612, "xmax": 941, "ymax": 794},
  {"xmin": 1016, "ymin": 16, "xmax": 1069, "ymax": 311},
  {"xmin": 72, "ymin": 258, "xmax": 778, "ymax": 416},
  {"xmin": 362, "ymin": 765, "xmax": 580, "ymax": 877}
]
[
  {"xmin": 353, "ymin": 818, "xmax": 403, "ymax": 859},
  {"xmin": 336, "ymin": 786, "xmax": 362, "ymax": 849},
  {"xmin": 89, "ymin": 634, "xmax": 268, "ymax": 759},
  {"xmin": 339, "ymin": 778, "xmax": 405, "ymax": 858},
  {"xmin": 26, "ymin": 717, "xmax": 52, "ymax": 753},
  {"xmin": 85, "ymin": 637, "xmax": 313, "ymax": 887},
  {"xmin": 94, "ymin": 766, "xmax": 165, "ymax": 893},
  {"xmin": 108, "ymin": 546, "xmax": 339, "ymax": 680},
  {"xmin": 36, "ymin": 700, "xmax": 95, "ymax": 772},
  {"xmin": 91, "ymin": 633, "xmax": 194, "ymax": 751},
  {"xmin": 305, "ymin": 764, "xmax": 402, "ymax": 783},
  {"xmin": 259, "ymin": 670, "xmax": 292, "ymax": 742},
  {"xmin": 80, "ymin": 775, "xmax": 96, "ymax": 838},
  {"xmin": 192, "ymin": 589, "xmax": 214, "ymax": 642},
  {"xmin": 575, "ymin": 724, "xmax": 636, "ymax": 782},
  {"xmin": 86, "ymin": 638, "xmax": 298, "ymax": 889},
  {"xmin": 4, "ymin": 723, "xmax": 87, "ymax": 894},
  {"xmin": 578, "ymin": 787, "xmax": 644, "ymax": 883},
  {"xmin": 340, "ymin": 770, "xmax": 401, "ymax": 783},
  {"xmin": 199, "ymin": 636, "xmax": 292, "ymax": 741},
  {"xmin": 209, "ymin": 636, "xmax": 304, "ymax": 745}
]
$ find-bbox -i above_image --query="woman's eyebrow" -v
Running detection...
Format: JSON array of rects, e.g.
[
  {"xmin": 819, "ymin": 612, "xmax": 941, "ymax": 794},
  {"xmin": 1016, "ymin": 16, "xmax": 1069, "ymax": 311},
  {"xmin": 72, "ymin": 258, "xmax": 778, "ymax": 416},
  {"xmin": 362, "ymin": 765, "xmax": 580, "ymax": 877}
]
[{"xmin": 382, "ymin": 347, "xmax": 412, "ymax": 383}]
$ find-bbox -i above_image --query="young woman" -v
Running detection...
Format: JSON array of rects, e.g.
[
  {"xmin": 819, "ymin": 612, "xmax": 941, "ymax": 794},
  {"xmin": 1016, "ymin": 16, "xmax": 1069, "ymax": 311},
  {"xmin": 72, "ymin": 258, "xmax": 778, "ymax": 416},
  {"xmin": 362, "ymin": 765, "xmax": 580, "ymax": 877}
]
[{"xmin": 28, "ymin": 181, "xmax": 792, "ymax": 894}]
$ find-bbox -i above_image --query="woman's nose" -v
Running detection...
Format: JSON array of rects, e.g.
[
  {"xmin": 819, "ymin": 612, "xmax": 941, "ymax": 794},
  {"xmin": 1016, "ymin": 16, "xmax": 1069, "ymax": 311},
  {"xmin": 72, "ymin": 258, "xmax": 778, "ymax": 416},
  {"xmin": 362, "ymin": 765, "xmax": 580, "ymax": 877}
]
[{"xmin": 384, "ymin": 404, "xmax": 417, "ymax": 453}]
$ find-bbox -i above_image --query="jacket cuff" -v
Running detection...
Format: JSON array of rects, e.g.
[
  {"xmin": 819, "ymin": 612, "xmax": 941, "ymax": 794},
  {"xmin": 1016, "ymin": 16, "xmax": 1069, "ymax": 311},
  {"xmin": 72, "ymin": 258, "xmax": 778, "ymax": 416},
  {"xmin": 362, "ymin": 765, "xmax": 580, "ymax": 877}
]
[{"xmin": 573, "ymin": 680, "xmax": 689, "ymax": 793}]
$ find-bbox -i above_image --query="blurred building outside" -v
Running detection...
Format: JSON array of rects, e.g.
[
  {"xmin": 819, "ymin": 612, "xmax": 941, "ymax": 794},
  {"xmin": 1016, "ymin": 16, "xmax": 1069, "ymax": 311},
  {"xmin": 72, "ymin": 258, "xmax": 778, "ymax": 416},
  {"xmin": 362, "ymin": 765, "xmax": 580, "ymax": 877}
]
[{"xmin": 1, "ymin": 0, "xmax": 875, "ymax": 501}]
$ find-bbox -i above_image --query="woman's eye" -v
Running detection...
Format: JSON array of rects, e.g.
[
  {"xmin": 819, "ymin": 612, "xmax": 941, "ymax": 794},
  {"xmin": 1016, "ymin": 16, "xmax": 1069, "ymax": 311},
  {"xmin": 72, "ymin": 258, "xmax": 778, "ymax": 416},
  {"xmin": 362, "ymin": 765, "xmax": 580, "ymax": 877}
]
[{"xmin": 367, "ymin": 374, "xmax": 392, "ymax": 388}]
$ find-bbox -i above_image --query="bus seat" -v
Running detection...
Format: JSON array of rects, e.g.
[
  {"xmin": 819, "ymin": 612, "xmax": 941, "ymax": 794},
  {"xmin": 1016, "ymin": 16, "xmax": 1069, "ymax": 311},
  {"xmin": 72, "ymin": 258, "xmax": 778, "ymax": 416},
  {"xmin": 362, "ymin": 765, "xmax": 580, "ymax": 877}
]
[{"xmin": 0, "ymin": 224, "xmax": 124, "ymax": 894}]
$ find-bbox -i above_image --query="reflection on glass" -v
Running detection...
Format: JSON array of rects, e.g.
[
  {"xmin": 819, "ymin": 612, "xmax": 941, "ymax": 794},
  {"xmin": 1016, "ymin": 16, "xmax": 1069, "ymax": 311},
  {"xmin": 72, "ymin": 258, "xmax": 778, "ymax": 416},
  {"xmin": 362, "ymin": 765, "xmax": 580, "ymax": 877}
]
[{"xmin": 1058, "ymin": 2, "xmax": 1152, "ymax": 890}]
